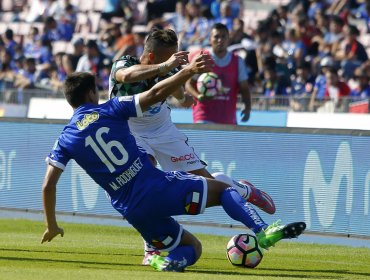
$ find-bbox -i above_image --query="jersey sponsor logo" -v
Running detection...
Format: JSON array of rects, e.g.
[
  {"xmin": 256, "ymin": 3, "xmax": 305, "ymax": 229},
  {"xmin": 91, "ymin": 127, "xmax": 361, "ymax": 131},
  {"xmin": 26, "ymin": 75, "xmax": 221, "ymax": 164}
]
[
  {"xmin": 108, "ymin": 157, "xmax": 143, "ymax": 191},
  {"xmin": 171, "ymin": 153, "xmax": 195, "ymax": 162},
  {"xmin": 76, "ymin": 112, "xmax": 99, "ymax": 130},
  {"xmin": 118, "ymin": 96, "xmax": 133, "ymax": 102},
  {"xmin": 186, "ymin": 159, "xmax": 200, "ymax": 165}
]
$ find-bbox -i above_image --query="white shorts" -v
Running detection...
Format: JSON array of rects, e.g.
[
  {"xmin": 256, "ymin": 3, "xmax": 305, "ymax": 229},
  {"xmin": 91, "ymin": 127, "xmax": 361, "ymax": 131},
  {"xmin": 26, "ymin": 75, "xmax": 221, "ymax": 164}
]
[{"xmin": 134, "ymin": 128, "xmax": 206, "ymax": 172}]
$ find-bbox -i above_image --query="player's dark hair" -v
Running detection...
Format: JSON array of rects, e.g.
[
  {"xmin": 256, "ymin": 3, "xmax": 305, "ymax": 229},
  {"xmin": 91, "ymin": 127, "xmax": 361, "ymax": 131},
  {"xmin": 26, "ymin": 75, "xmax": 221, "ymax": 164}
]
[
  {"xmin": 64, "ymin": 72, "xmax": 96, "ymax": 108},
  {"xmin": 211, "ymin": 23, "xmax": 229, "ymax": 35},
  {"xmin": 144, "ymin": 28, "xmax": 178, "ymax": 53}
]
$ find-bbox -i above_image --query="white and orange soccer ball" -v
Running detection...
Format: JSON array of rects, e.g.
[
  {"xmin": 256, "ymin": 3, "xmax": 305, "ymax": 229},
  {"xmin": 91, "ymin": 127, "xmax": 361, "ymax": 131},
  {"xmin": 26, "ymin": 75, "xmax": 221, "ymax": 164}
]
[
  {"xmin": 196, "ymin": 72, "xmax": 223, "ymax": 99},
  {"xmin": 226, "ymin": 233, "xmax": 263, "ymax": 268}
]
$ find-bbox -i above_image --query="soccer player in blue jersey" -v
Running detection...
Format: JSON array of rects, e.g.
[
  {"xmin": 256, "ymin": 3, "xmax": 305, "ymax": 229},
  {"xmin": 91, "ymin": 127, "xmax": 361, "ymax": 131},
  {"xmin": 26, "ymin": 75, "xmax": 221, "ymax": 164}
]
[
  {"xmin": 110, "ymin": 28, "xmax": 276, "ymax": 264},
  {"xmin": 41, "ymin": 64, "xmax": 306, "ymax": 272}
]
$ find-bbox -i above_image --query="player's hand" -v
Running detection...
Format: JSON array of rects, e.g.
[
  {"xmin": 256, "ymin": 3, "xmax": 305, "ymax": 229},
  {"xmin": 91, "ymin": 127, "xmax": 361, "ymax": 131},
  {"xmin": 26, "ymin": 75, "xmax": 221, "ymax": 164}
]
[
  {"xmin": 189, "ymin": 52, "xmax": 214, "ymax": 74},
  {"xmin": 165, "ymin": 51, "xmax": 189, "ymax": 71},
  {"xmin": 241, "ymin": 108, "xmax": 250, "ymax": 122},
  {"xmin": 179, "ymin": 94, "xmax": 196, "ymax": 108},
  {"xmin": 41, "ymin": 226, "xmax": 64, "ymax": 244}
]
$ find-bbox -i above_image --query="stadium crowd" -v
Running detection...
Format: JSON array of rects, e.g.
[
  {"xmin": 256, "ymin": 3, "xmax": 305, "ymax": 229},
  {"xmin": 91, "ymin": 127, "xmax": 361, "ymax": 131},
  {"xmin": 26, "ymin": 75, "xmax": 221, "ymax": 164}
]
[{"xmin": 0, "ymin": 0, "xmax": 370, "ymax": 112}]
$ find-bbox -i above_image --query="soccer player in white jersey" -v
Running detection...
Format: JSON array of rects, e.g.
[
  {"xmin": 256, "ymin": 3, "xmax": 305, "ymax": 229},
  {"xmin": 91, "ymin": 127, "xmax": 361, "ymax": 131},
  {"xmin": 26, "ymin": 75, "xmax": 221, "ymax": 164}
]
[
  {"xmin": 41, "ymin": 68, "xmax": 306, "ymax": 272},
  {"xmin": 109, "ymin": 28, "xmax": 276, "ymax": 264}
]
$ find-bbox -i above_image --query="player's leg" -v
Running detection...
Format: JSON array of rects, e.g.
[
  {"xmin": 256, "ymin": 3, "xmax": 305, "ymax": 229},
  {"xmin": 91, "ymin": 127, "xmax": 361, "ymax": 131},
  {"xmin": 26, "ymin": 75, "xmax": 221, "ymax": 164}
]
[
  {"xmin": 212, "ymin": 172, "xmax": 276, "ymax": 214},
  {"xmin": 126, "ymin": 213, "xmax": 202, "ymax": 272},
  {"xmin": 149, "ymin": 229, "xmax": 202, "ymax": 272},
  {"xmin": 206, "ymin": 178, "xmax": 306, "ymax": 249}
]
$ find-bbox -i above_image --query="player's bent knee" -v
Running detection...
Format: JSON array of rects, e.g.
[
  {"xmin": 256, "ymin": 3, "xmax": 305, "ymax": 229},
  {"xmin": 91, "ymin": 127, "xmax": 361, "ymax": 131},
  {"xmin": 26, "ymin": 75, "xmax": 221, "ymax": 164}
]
[{"xmin": 206, "ymin": 178, "xmax": 229, "ymax": 207}]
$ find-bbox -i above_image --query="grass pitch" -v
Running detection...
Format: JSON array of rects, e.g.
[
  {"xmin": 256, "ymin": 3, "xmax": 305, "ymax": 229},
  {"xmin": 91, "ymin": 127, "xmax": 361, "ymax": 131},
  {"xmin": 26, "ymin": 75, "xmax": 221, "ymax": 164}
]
[{"xmin": 0, "ymin": 219, "xmax": 369, "ymax": 280}]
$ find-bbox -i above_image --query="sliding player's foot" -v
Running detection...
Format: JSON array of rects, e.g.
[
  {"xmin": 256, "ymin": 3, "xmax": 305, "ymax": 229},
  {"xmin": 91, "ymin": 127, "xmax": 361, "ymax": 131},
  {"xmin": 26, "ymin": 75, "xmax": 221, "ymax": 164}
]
[
  {"xmin": 239, "ymin": 180, "xmax": 276, "ymax": 214},
  {"xmin": 142, "ymin": 250, "xmax": 160, "ymax": 266},
  {"xmin": 257, "ymin": 220, "xmax": 306, "ymax": 249},
  {"xmin": 148, "ymin": 255, "xmax": 185, "ymax": 272}
]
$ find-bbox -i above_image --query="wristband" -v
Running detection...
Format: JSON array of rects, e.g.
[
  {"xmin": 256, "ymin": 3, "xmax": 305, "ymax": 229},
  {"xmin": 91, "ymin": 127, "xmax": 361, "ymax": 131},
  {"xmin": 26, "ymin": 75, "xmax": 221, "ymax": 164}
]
[{"xmin": 158, "ymin": 63, "xmax": 167, "ymax": 74}]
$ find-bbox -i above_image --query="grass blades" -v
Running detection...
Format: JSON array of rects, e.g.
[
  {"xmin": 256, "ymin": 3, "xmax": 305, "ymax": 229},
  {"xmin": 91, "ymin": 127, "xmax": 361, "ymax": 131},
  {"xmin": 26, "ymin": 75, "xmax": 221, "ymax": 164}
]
[{"xmin": 0, "ymin": 218, "xmax": 369, "ymax": 280}]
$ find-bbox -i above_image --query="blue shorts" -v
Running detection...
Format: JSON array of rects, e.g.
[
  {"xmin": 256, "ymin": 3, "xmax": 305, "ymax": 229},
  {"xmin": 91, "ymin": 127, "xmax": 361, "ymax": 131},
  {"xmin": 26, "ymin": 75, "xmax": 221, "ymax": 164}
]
[{"xmin": 123, "ymin": 170, "xmax": 208, "ymax": 252}]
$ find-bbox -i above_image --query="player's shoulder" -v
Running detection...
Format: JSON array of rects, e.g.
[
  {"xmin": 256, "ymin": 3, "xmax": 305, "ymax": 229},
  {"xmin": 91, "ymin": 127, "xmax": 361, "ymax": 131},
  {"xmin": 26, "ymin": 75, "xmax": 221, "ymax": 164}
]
[{"xmin": 114, "ymin": 55, "xmax": 140, "ymax": 68}]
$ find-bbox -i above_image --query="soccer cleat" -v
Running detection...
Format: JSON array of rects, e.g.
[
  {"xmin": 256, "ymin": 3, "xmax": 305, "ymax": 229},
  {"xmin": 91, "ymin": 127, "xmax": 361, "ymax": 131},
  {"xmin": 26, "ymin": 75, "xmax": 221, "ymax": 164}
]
[
  {"xmin": 256, "ymin": 220, "xmax": 306, "ymax": 249},
  {"xmin": 142, "ymin": 250, "xmax": 160, "ymax": 266},
  {"xmin": 148, "ymin": 255, "xmax": 185, "ymax": 272},
  {"xmin": 239, "ymin": 180, "xmax": 276, "ymax": 214}
]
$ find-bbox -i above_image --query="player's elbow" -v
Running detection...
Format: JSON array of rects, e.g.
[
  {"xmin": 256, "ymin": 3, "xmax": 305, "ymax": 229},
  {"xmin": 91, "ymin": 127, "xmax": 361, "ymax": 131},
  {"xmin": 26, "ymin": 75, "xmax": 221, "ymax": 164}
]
[{"xmin": 115, "ymin": 70, "xmax": 132, "ymax": 83}]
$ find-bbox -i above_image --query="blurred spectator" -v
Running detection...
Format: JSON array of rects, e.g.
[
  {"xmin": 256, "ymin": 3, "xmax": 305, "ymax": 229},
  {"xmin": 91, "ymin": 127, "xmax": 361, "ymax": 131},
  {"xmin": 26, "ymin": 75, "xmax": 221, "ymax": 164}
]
[
  {"xmin": 0, "ymin": 49, "xmax": 17, "ymax": 102},
  {"xmin": 229, "ymin": 18, "xmax": 251, "ymax": 45},
  {"xmin": 113, "ymin": 31, "xmax": 147, "ymax": 60},
  {"xmin": 164, "ymin": 0, "xmax": 187, "ymax": 33},
  {"xmin": 309, "ymin": 56, "xmax": 335, "ymax": 111},
  {"xmin": 41, "ymin": 16, "xmax": 61, "ymax": 42},
  {"xmin": 13, "ymin": 57, "xmax": 49, "ymax": 103},
  {"xmin": 335, "ymin": 24, "xmax": 368, "ymax": 80},
  {"xmin": 213, "ymin": 0, "xmax": 234, "ymax": 31},
  {"xmin": 262, "ymin": 65, "xmax": 290, "ymax": 103},
  {"xmin": 2, "ymin": 29, "xmax": 18, "ymax": 59},
  {"xmin": 319, "ymin": 15, "xmax": 344, "ymax": 57},
  {"xmin": 211, "ymin": 0, "xmax": 241, "ymax": 19},
  {"xmin": 62, "ymin": 37, "xmax": 85, "ymax": 74},
  {"xmin": 282, "ymin": 28, "xmax": 306, "ymax": 70},
  {"xmin": 355, "ymin": 1, "xmax": 370, "ymax": 33},
  {"xmin": 323, "ymin": 67, "xmax": 350, "ymax": 111},
  {"xmin": 307, "ymin": 0, "xmax": 326, "ymax": 21},
  {"xmin": 76, "ymin": 40, "xmax": 108, "ymax": 89},
  {"xmin": 114, "ymin": 18, "xmax": 136, "ymax": 53},
  {"xmin": 289, "ymin": 60, "xmax": 315, "ymax": 111},
  {"xmin": 178, "ymin": 1, "xmax": 210, "ymax": 50},
  {"xmin": 24, "ymin": 36, "xmax": 53, "ymax": 71},
  {"xmin": 350, "ymin": 65, "xmax": 370, "ymax": 101},
  {"xmin": 47, "ymin": 0, "xmax": 79, "ymax": 22},
  {"xmin": 56, "ymin": 4, "xmax": 77, "ymax": 40}
]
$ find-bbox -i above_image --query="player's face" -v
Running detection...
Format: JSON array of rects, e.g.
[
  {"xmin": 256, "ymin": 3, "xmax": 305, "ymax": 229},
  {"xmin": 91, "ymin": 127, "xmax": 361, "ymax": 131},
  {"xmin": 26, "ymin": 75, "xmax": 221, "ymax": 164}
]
[{"xmin": 210, "ymin": 28, "xmax": 229, "ymax": 54}]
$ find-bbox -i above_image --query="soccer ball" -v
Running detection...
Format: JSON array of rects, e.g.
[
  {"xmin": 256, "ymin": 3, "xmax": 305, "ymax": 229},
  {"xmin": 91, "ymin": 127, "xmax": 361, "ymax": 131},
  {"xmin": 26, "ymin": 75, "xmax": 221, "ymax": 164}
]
[
  {"xmin": 196, "ymin": 72, "xmax": 223, "ymax": 99},
  {"xmin": 226, "ymin": 233, "xmax": 263, "ymax": 268}
]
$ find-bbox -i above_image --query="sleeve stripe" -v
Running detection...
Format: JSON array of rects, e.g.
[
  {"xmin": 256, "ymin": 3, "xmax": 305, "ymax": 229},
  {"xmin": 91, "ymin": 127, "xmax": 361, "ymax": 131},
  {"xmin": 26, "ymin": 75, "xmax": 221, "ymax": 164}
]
[
  {"xmin": 45, "ymin": 157, "xmax": 66, "ymax": 171},
  {"xmin": 134, "ymin": 95, "xmax": 143, "ymax": 117}
]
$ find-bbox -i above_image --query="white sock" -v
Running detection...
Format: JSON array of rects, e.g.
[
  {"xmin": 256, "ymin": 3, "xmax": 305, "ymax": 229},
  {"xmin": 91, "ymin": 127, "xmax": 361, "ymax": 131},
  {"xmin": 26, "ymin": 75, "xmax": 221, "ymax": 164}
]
[
  {"xmin": 144, "ymin": 239, "xmax": 156, "ymax": 253},
  {"xmin": 212, "ymin": 172, "xmax": 251, "ymax": 199}
]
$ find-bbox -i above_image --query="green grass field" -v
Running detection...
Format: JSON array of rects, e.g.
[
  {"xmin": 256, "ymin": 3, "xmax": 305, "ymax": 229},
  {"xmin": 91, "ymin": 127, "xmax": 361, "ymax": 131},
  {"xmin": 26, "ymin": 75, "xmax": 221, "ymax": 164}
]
[{"xmin": 0, "ymin": 219, "xmax": 369, "ymax": 280}]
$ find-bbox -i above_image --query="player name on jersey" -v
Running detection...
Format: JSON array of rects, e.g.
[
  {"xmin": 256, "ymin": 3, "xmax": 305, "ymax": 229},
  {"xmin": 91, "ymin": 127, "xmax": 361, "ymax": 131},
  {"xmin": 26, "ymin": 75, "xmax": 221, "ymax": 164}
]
[{"xmin": 108, "ymin": 157, "xmax": 143, "ymax": 191}]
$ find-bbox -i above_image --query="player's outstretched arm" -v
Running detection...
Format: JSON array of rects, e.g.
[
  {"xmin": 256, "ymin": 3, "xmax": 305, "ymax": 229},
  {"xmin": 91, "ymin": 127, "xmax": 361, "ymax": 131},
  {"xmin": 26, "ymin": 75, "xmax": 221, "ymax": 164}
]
[
  {"xmin": 41, "ymin": 164, "xmax": 64, "ymax": 244},
  {"xmin": 115, "ymin": 51, "xmax": 189, "ymax": 83},
  {"xmin": 139, "ymin": 53, "xmax": 213, "ymax": 112}
]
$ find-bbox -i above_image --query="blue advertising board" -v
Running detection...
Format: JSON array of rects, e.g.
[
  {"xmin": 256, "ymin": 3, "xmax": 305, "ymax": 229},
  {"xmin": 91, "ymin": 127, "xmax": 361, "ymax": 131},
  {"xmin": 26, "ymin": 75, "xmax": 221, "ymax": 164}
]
[{"xmin": 0, "ymin": 120, "xmax": 369, "ymax": 237}]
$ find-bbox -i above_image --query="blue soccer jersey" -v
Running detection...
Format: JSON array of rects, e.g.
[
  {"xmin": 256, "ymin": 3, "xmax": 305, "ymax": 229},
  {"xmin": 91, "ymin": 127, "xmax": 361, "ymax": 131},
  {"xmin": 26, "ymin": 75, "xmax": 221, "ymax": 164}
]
[
  {"xmin": 46, "ymin": 95, "xmax": 152, "ymax": 198},
  {"xmin": 46, "ymin": 95, "xmax": 208, "ymax": 251}
]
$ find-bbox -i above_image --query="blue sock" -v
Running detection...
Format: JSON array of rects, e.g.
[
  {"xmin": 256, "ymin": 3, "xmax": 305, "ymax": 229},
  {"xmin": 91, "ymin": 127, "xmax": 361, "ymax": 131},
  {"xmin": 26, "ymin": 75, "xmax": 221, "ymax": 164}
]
[
  {"xmin": 221, "ymin": 187, "xmax": 268, "ymax": 233},
  {"xmin": 166, "ymin": 245, "xmax": 196, "ymax": 268}
]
